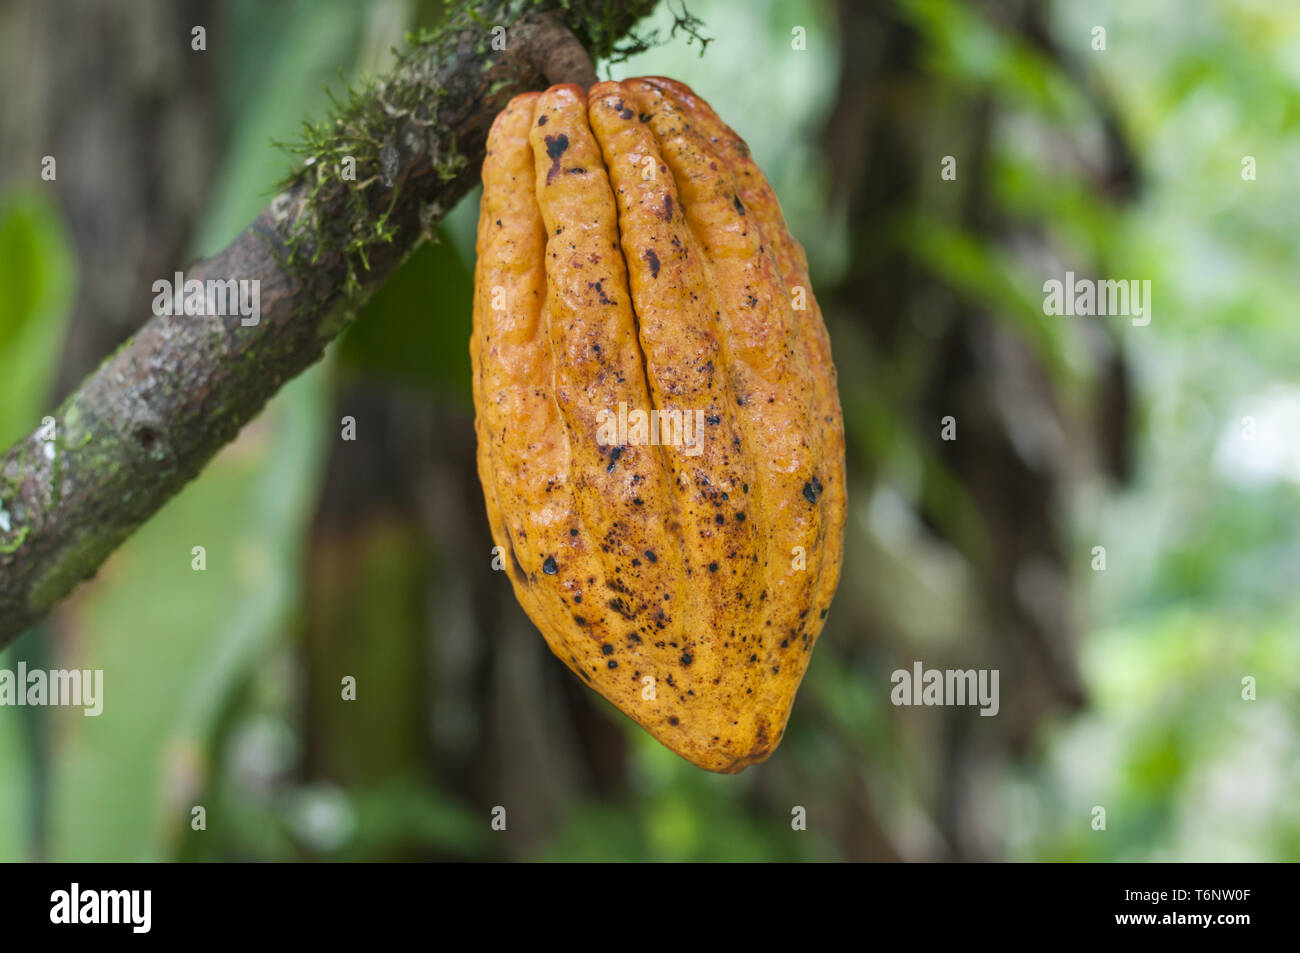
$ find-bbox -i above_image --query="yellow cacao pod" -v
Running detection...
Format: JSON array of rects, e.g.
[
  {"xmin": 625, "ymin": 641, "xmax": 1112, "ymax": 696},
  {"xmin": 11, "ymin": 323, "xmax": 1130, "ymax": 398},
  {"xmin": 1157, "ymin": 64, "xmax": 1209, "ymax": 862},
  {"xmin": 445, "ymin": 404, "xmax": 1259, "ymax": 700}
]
[{"xmin": 470, "ymin": 77, "xmax": 846, "ymax": 772}]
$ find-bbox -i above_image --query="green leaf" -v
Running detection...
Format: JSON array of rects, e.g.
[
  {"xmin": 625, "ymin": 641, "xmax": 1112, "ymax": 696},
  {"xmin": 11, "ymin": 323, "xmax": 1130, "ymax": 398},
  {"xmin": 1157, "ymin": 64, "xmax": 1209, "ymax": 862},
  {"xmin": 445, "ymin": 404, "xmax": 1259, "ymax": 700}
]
[
  {"xmin": 337, "ymin": 231, "xmax": 475, "ymax": 406},
  {"xmin": 0, "ymin": 194, "xmax": 76, "ymax": 449},
  {"xmin": 0, "ymin": 643, "xmax": 32, "ymax": 861}
]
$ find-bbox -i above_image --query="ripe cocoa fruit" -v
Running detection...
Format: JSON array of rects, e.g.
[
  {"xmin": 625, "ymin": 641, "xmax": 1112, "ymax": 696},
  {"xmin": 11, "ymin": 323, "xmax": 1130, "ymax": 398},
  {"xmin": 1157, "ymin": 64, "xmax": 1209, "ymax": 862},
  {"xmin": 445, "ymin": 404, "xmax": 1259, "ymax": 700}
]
[{"xmin": 470, "ymin": 77, "xmax": 845, "ymax": 772}]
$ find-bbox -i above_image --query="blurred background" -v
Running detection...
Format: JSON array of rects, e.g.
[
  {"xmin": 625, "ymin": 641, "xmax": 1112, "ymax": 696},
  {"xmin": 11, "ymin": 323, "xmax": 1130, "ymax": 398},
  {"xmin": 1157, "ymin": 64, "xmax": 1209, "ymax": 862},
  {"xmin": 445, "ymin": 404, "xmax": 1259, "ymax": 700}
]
[{"xmin": 0, "ymin": 0, "xmax": 1297, "ymax": 862}]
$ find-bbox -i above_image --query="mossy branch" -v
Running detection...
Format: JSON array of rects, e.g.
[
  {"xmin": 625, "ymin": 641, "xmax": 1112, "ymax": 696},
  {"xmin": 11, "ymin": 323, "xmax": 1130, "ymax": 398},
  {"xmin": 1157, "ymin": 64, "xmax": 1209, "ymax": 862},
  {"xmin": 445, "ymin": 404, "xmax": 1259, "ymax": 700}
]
[{"xmin": 0, "ymin": 0, "xmax": 667, "ymax": 648}]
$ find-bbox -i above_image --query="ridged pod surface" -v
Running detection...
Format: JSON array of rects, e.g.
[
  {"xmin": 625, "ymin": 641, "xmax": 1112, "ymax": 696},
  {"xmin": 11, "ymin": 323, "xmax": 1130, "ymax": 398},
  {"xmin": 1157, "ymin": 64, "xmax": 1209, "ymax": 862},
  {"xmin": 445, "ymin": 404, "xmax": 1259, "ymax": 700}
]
[{"xmin": 470, "ymin": 78, "xmax": 845, "ymax": 772}]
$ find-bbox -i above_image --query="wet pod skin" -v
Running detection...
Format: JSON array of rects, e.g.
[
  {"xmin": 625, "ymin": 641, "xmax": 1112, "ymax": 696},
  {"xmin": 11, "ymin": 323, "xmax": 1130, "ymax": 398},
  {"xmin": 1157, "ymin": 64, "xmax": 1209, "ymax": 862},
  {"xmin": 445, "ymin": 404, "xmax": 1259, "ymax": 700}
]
[{"xmin": 470, "ymin": 77, "xmax": 846, "ymax": 773}]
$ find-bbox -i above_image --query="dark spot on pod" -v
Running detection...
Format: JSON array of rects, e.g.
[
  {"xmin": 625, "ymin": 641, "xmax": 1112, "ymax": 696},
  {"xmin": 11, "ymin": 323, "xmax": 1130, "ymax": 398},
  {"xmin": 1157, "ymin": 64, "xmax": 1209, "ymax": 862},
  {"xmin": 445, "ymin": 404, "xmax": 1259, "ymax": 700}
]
[
  {"xmin": 802, "ymin": 476, "xmax": 823, "ymax": 504},
  {"xmin": 668, "ymin": 715, "xmax": 679, "ymax": 726},
  {"xmin": 495, "ymin": 219, "xmax": 502, "ymax": 227},
  {"xmin": 733, "ymin": 194, "xmax": 746, "ymax": 215},
  {"xmin": 707, "ymin": 414, "xmax": 721, "ymax": 425},
  {"xmin": 660, "ymin": 194, "xmax": 673, "ymax": 222},
  {"xmin": 588, "ymin": 279, "xmax": 614, "ymax": 305},
  {"xmin": 715, "ymin": 514, "xmax": 725, "ymax": 525},
  {"xmin": 644, "ymin": 549, "xmax": 657, "ymax": 563},
  {"xmin": 566, "ymin": 167, "xmax": 586, "ymax": 175},
  {"xmin": 573, "ymin": 594, "xmax": 582, "ymax": 603},
  {"xmin": 772, "ymin": 665, "xmax": 780, "ymax": 674},
  {"xmin": 607, "ymin": 660, "xmax": 619, "ymax": 669},
  {"xmin": 781, "ymin": 639, "xmax": 789, "ymax": 648},
  {"xmin": 602, "ymin": 643, "xmax": 614, "ymax": 655},
  {"xmin": 542, "ymin": 555, "xmax": 558, "ymax": 574},
  {"xmin": 537, "ymin": 114, "xmax": 548, "ymax": 126},
  {"xmin": 681, "ymin": 652, "xmax": 692, "ymax": 666},
  {"xmin": 742, "ymin": 483, "xmax": 749, "ymax": 493},
  {"xmin": 628, "ymin": 632, "xmax": 643, "ymax": 644},
  {"xmin": 708, "ymin": 562, "xmax": 719, "ymax": 573},
  {"xmin": 746, "ymin": 294, "xmax": 758, "ymax": 308},
  {"xmin": 569, "ymin": 528, "xmax": 579, "ymax": 536},
  {"xmin": 579, "ymin": 668, "xmax": 592, "ymax": 683},
  {"xmin": 574, "ymin": 615, "xmax": 586, "ymax": 625},
  {"xmin": 614, "ymin": 99, "xmax": 634, "ymax": 120},
  {"xmin": 545, "ymin": 133, "xmax": 569, "ymax": 159},
  {"xmin": 749, "ymin": 654, "xmax": 758, "ymax": 663},
  {"xmin": 736, "ymin": 394, "xmax": 746, "ymax": 407},
  {"xmin": 639, "ymin": 112, "xmax": 653, "ymax": 123},
  {"xmin": 737, "ymin": 513, "xmax": 746, "ymax": 521},
  {"xmin": 544, "ymin": 133, "xmax": 569, "ymax": 183},
  {"xmin": 607, "ymin": 598, "xmax": 636, "ymax": 620},
  {"xmin": 644, "ymin": 248, "xmax": 660, "ymax": 278},
  {"xmin": 607, "ymin": 446, "xmax": 623, "ymax": 473},
  {"xmin": 633, "ymin": 497, "xmax": 644, "ymax": 506},
  {"xmin": 631, "ymin": 558, "xmax": 641, "ymax": 567},
  {"xmin": 819, "ymin": 608, "xmax": 829, "ymax": 619}
]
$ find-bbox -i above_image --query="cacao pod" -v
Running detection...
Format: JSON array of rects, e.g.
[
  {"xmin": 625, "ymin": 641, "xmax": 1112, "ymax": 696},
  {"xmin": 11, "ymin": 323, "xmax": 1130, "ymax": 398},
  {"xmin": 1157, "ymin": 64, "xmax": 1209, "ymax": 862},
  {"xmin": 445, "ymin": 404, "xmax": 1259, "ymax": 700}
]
[{"xmin": 470, "ymin": 77, "xmax": 845, "ymax": 773}]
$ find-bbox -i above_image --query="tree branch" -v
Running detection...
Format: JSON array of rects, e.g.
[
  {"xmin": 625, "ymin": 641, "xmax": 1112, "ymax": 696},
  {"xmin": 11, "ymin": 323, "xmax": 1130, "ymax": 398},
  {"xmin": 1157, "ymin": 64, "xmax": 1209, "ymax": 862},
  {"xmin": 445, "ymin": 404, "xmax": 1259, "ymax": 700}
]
[{"xmin": 0, "ymin": 1, "xmax": 657, "ymax": 648}]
